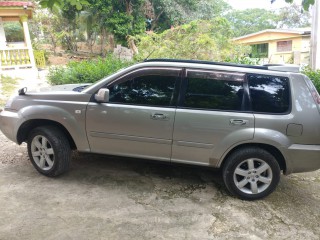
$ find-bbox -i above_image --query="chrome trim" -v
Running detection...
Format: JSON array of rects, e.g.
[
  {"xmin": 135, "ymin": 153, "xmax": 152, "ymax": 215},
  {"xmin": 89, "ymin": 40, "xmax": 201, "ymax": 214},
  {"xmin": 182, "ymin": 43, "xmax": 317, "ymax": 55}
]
[
  {"xmin": 90, "ymin": 131, "xmax": 172, "ymax": 145},
  {"xmin": 175, "ymin": 141, "xmax": 214, "ymax": 149},
  {"xmin": 288, "ymin": 144, "xmax": 320, "ymax": 151}
]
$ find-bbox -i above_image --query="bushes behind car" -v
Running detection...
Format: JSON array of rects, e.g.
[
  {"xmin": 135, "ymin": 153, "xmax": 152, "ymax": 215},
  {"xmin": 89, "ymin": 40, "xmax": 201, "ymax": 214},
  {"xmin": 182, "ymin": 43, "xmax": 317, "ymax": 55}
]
[
  {"xmin": 302, "ymin": 67, "xmax": 320, "ymax": 93},
  {"xmin": 48, "ymin": 55, "xmax": 134, "ymax": 85}
]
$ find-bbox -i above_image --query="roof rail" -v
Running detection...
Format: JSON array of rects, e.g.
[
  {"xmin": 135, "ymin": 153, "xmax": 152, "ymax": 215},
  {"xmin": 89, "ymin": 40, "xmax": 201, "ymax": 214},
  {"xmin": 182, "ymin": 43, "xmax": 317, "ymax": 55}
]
[
  {"xmin": 263, "ymin": 64, "xmax": 300, "ymax": 73},
  {"xmin": 144, "ymin": 59, "xmax": 301, "ymax": 73},
  {"xmin": 144, "ymin": 58, "xmax": 268, "ymax": 70}
]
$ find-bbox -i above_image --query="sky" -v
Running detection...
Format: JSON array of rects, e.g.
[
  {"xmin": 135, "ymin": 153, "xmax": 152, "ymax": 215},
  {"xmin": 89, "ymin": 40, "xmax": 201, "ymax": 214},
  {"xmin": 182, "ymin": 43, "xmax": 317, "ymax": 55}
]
[{"xmin": 226, "ymin": 0, "xmax": 298, "ymax": 10}]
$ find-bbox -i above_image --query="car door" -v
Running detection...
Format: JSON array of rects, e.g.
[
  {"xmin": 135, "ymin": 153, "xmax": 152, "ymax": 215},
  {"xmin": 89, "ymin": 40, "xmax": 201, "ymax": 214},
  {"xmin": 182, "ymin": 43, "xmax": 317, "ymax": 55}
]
[
  {"xmin": 86, "ymin": 67, "xmax": 181, "ymax": 161},
  {"xmin": 171, "ymin": 69, "xmax": 255, "ymax": 166}
]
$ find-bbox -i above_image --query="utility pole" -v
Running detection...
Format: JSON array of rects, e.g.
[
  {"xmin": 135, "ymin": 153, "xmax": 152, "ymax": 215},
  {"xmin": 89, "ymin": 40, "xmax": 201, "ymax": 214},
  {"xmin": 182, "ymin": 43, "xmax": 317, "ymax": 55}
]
[{"xmin": 311, "ymin": 0, "xmax": 320, "ymax": 70}]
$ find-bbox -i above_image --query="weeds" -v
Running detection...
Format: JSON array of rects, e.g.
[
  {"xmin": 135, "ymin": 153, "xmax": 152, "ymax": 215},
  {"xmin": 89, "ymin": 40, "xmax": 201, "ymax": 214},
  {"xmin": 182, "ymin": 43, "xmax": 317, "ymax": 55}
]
[{"xmin": 0, "ymin": 75, "xmax": 18, "ymax": 107}]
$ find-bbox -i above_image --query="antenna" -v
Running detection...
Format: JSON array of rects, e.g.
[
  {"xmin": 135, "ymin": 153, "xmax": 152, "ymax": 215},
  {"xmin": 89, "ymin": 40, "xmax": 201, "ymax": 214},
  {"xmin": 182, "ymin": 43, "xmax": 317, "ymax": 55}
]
[{"xmin": 144, "ymin": 48, "xmax": 156, "ymax": 61}]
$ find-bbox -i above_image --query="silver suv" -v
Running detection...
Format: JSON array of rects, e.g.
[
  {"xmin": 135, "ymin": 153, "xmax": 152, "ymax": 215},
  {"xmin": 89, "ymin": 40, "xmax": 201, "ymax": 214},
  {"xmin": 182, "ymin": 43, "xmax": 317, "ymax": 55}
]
[{"xmin": 1, "ymin": 59, "xmax": 320, "ymax": 200}]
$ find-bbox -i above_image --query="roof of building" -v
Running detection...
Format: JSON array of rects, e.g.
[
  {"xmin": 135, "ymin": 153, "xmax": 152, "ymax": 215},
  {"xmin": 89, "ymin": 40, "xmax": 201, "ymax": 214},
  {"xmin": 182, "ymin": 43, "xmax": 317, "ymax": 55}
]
[
  {"xmin": 0, "ymin": 1, "xmax": 33, "ymax": 8},
  {"xmin": 234, "ymin": 28, "xmax": 311, "ymax": 41}
]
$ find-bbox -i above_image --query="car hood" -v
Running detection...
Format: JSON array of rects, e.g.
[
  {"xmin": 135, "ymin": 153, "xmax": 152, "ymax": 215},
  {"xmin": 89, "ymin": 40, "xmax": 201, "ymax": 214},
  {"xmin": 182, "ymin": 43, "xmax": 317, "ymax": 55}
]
[{"xmin": 29, "ymin": 83, "xmax": 92, "ymax": 93}]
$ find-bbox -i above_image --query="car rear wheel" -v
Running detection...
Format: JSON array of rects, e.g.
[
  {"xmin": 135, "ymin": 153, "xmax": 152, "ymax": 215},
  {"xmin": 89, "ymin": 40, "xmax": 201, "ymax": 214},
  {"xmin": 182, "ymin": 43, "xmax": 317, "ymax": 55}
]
[
  {"xmin": 222, "ymin": 147, "xmax": 280, "ymax": 200},
  {"xmin": 27, "ymin": 126, "xmax": 71, "ymax": 177}
]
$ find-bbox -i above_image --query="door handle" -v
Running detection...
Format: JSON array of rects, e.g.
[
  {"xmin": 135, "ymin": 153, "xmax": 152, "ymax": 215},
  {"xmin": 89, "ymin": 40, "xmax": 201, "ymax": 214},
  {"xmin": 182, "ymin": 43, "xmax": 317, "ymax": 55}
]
[
  {"xmin": 150, "ymin": 113, "xmax": 168, "ymax": 120},
  {"xmin": 230, "ymin": 119, "xmax": 248, "ymax": 126}
]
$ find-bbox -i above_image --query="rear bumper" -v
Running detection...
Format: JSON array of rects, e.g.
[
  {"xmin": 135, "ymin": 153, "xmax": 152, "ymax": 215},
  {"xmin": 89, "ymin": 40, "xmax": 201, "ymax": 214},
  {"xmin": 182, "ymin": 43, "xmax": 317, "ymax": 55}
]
[
  {"xmin": 285, "ymin": 144, "xmax": 320, "ymax": 174},
  {"xmin": 0, "ymin": 109, "xmax": 21, "ymax": 143}
]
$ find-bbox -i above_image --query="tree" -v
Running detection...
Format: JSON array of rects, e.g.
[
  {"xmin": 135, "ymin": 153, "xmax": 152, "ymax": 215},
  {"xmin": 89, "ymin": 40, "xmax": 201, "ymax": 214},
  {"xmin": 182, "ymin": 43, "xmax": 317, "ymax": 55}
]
[
  {"xmin": 39, "ymin": 0, "xmax": 89, "ymax": 10},
  {"xmin": 133, "ymin": 18, "xmax": 250, "ymax": 62},
  {"xmin": 272, "ymin": 0, "xmax": 315, "ymax": 10},
  {"xmin": 148, "ymin": 0, "xmax": 230, "ymax": 31},
  {"xmin": 84, "ymin": 0, "xmax": 145, "ymax": 47},
  {"xmin": 226, "ymin": 9, "xmax": 278, "ymax": 37},
  {"xmin": 276, "ymin": 3, "xmax": 311, "ymax": 28}
]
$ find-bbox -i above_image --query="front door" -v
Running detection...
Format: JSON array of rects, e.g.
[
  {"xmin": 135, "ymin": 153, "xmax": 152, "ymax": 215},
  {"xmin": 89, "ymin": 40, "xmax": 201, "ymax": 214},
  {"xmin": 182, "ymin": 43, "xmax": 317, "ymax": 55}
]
[{"xmin": 86, "ymin": 67, "xmax": 181, "ymax": 161}]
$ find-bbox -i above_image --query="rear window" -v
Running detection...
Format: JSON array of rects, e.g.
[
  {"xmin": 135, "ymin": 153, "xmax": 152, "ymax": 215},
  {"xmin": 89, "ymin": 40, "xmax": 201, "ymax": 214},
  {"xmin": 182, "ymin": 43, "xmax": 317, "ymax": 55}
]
[
  {"xmin": 183, "ymin": 70, "xmax": 245, "ymax": 111},
  {"xmin": 248, "ymin": 74, "xmax": 290, "ymax": 114}
]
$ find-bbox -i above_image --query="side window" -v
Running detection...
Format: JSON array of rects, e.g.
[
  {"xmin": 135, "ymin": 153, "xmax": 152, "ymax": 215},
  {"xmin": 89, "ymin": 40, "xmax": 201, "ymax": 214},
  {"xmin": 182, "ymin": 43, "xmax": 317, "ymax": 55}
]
[
  {"xmin": 183, "ymin": 70, "xmax": 245, "ymax": 111},
  {"xmin": 248, "ymin": 74, "xmax": 290, "ymax": 114},
  {"xmin": 108, "ymin": 74, "xmax": 177, "ymax": 106}
]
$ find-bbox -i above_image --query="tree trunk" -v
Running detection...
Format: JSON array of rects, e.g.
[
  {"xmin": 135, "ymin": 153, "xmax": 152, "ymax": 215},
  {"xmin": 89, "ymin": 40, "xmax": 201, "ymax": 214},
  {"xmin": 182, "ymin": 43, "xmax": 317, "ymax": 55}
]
[
  {"xmin": 100, "ymin": 28, "xmax": 107, "ymax": 57},
  {"xmin": 151, "ymin": 10, "xmax": 164, "ymax": 31}
]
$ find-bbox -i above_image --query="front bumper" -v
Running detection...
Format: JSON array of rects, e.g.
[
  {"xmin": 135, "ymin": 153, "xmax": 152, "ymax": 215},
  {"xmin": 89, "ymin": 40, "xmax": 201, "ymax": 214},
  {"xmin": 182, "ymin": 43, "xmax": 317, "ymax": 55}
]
[
  {"xmin": 0, "ymin": 109, "xmax": 20, "ymax": 143},
  {"xmin": 285, "ymin": 144, "xmax": 320, "ymax": 174}
]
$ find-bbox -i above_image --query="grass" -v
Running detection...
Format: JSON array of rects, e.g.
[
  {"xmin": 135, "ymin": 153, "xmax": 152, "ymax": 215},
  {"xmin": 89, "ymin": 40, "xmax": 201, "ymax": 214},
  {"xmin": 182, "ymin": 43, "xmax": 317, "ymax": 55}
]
[{"xmin": 0, "ymin": 75, "xmax": 19, "ymax": 107}]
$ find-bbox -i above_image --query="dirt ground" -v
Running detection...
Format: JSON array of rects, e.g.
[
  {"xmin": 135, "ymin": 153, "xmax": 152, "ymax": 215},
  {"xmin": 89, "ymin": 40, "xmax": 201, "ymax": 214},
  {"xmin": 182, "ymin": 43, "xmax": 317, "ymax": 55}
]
[
  {"xmin": 0, "ymin": 130, "xmax": 320, "ymax": 240},
  {"xmin": 42, "ymin": 43, "xmax": 109, "ymax": 66}
]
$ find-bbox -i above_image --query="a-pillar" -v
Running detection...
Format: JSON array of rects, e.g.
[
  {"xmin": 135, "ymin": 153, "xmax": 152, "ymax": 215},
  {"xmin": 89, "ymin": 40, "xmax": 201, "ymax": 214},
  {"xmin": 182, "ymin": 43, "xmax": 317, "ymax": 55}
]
[{"xmin": 20, "ymin": 15, "xmax": 35, "ymax": 68}]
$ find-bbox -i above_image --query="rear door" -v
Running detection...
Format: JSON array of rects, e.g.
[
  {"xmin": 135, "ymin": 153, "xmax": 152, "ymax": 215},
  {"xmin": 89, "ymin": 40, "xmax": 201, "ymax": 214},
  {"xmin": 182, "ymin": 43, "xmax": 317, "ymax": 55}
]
[
  {"xmin": 171, "ymin": 69, "xmax": 255, "ymax": 166},
  {"xmin": 86, "ymin": 67, "xmax": 181, "ymax": 160}
]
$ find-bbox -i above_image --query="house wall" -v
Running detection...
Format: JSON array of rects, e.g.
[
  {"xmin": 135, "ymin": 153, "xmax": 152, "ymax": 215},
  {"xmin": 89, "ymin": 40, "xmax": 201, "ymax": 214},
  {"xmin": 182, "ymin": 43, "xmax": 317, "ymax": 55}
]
[
  {"xmin": 235, "ymin": 32, "xmax": 310, "ymax": 65},
  {"xmin": 268, "ymin": 37, "xmax": 302, "ymax": 64}
]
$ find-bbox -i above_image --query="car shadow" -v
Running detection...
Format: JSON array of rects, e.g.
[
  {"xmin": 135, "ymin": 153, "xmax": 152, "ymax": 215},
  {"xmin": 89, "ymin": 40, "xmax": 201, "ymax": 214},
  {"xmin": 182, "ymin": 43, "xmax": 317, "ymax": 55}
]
[{"xmin": 57, "ymin": 151, "xmax": 229, "ymax": 199}]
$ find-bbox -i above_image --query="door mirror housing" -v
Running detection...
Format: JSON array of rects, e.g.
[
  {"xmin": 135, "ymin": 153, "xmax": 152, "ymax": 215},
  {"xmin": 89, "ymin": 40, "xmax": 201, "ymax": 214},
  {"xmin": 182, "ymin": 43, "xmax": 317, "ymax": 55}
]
[{"xmin": 95, "ymin": 88, "xmax": 110, "ymax": 103}]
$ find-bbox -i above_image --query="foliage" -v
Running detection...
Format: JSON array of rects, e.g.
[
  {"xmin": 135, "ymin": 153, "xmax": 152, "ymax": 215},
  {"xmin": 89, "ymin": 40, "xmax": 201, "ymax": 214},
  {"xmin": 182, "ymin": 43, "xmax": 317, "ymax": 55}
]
[
  {"xmin": 41, "ymin": 0, "xmax": 315, "ymax": 13},
  {"xmin": 276, "ymin": 3, "xmax": 311, "ymax": 28},
  {"xmin": 47, "ymin": 55, "xmax": 134, "ymax": 85},
  {"xmin": 39, "ymin": 0, "xmax": 89, "ymax": 10},
  {"xmin": 224, "ymin": 56, "xmax": 260, "ymax": 65},
  {"xmin": 272, "ymin": 0, "xmax": 315, "ymax": 11},
  {"xmin": 93, "ymin": 0, "xmax": 145, "ymax": 44},
  {"xmin": 3, "ymin": 22, "xmax": 24, "ymax": 42},
  {"xmin": 0, "ymin": 76, "xmax": 18, "ymax": 107},
  {"xmin": 226, "ymin": 4, "xmax": 311, "ymax": 38},
  {"xmin": 302, "ymin": 67, "xmax": 320, "ymax": 93},
  {"xmin": 226, "ymin": 9, "xmax": 278, "ymax": 37},
  {"xmin": 149, "ymin": 0, "xmax": 229, "ymax": 31},
  {"xmin": 133, "ymin": 18, "xmax": 250, "ymax": 62}
]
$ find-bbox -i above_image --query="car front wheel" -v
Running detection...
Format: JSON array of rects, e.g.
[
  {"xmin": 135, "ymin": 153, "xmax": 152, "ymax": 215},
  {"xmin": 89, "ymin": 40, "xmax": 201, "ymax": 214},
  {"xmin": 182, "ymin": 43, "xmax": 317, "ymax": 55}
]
[
  {"xmin": 222, "ymin": 147, "xmax": 280, "ymax": 200},
  {"xmin": 27, "ymin": 126, "xmax": 71, "ymax": 177}
]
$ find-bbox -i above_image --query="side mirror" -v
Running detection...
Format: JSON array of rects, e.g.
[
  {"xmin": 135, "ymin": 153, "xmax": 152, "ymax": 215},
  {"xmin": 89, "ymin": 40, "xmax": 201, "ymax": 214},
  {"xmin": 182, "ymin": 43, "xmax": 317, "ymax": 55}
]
[{"xmin": 95, "ymin": 88, "xmax": 110, "ymax": 103}]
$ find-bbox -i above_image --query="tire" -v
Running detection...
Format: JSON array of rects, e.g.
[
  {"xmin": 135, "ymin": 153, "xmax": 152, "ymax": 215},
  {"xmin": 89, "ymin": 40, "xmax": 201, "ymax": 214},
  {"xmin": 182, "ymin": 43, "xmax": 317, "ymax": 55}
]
[
  {"xmin": 222, "ymin": 147, "xmax": 280, "ymax": 200},
  {"xmin": 27, "ymin": 126, "xmax": 71, "ymax": 177}
]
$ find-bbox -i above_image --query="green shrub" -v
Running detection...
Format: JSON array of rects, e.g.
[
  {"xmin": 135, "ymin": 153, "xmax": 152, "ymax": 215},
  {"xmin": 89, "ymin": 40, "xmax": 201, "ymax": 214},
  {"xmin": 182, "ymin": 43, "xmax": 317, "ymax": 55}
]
[
  {"xmin": 302, "ymin": 67, "xmax": 320, "ymax": 93},
  {"xmin": 4, "ymin": 22, "xmax": 24, "ymax": 42},
  {"xmin": 48, "ymin": 55, "xmax": 134, "ymax": 85}
]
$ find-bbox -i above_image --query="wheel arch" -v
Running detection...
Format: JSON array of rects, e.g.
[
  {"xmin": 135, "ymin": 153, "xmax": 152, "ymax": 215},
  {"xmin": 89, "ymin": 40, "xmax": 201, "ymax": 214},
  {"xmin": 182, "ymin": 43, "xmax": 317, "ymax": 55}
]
[
  {"xmin": 220, "ymin": 143, "xmax": 287, "ymax": 174},
  {"xmin": 17, "ymin": 119, "xmax": 77, "ymax": 150}
]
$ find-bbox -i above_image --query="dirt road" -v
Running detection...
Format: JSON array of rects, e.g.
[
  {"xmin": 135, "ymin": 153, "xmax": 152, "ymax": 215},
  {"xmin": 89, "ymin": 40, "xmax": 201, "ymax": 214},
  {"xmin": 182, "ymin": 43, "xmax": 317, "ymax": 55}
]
[{"xmin": 0, "ymin": 131, "xmax": 319, "ymax": 240}]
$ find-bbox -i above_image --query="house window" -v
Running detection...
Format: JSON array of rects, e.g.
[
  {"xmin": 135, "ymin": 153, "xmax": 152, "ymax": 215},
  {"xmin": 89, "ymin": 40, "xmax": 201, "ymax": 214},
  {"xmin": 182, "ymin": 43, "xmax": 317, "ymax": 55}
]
[
  {"xmin": 251, "ymin": 43, "xmax": 268, "ymax": 58},
  {"xmin": 277, "ymin": 40, "xmax": 292, "ymax": 52}
]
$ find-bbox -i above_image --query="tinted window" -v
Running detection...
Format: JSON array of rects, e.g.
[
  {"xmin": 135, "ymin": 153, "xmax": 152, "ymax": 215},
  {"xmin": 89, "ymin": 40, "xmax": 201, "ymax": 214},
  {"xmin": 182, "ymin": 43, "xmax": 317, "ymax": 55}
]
[
  {"xmin": 109, "ymin": 75, "xmax": 177, "ymax": 106},
  {"xmin": 248, "ymin": 74, "xmax": 290, "ymax": 113},
  {"xmin": 184, "ymin": 71, "xmax": 245, "ymax": 111}
]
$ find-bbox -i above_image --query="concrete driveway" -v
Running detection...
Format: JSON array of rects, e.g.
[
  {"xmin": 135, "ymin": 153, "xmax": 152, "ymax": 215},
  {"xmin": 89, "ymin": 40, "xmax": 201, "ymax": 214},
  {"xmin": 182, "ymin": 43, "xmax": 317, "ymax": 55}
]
[{"xmin": 0, "ymin": 131, "xmax": 319, "ymax": 240}]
